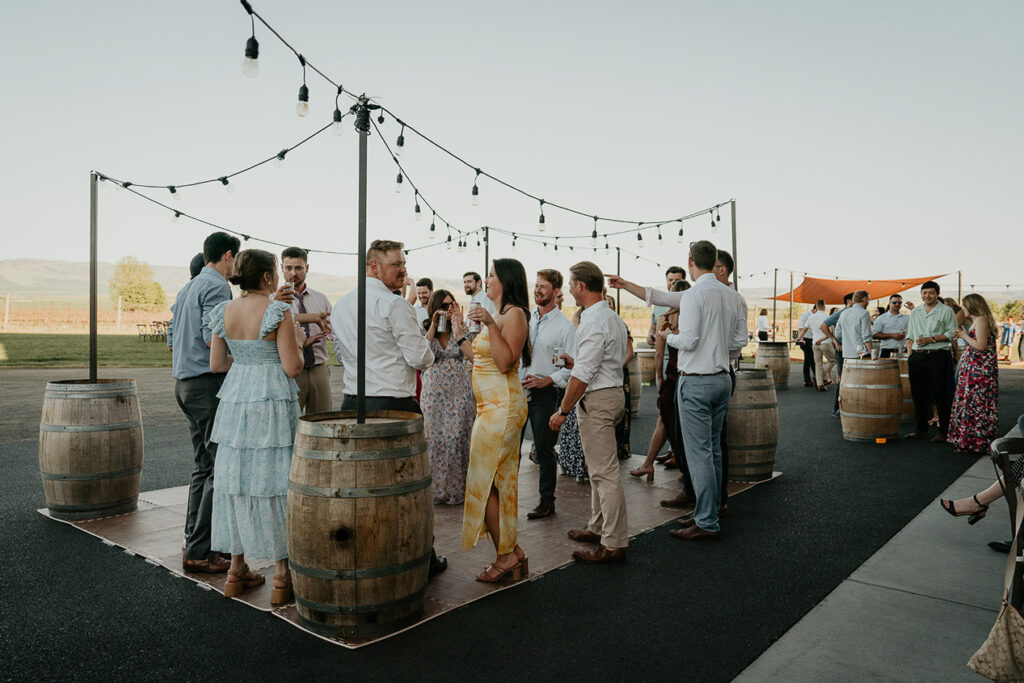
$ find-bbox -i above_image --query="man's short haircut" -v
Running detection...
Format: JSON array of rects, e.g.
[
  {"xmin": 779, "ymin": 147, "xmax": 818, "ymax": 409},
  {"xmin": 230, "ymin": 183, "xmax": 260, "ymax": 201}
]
[
  {"xmin": 816, "ymin": 298, "xmax": 826, "ymax": 310},
  {"xmin": 416, "ymin": 278, "xmax": 433, "ymax": 289},
  {"xmin": 689, "ymin": 240, "xmax": 717, "ymax": 271},
  {"xmin": 189, "ymin": 253, "xmax": 205, "ymax": 279},
  {"xmin": 843, "ymin": 292, "xmax": 855, "ymax": 305},
  {"xmin": 280, "ymin": 246, "xmax": 308, "ymax": 263},
  {"xmin": 203, "ymin": 232, "xmax": 241, "ymax": 264},
  {"xmin": 715, "ymin": 250, "xmax": 735, "ymax": 275},
  {"xmin": 889, "ymin": 293, "xmax": 903, "ymax": 302},
  {"xmin": 569, "ymin": 261, "xmax": 604, "ymax": 293},
  {"xmin": 853, "ymin": 290, "xmax": 870, "ymax": 304},
  {"xmin": 665, "ymin": 266, "xmax": 685, "ymax": 277},
  {"xmin": 366, "ymin": 239, "xmax": 404, "ymax": 266},
  {"xmin": 536, "ymin": 269, "xmax": 563, "ymax": 290},
  {"xmin": 921, "ymin": 280, "xmax": 940, "ymax": 294},
  {"xmin": 463, "ymin": 272, "xmax": 482, "ymax": 283}
]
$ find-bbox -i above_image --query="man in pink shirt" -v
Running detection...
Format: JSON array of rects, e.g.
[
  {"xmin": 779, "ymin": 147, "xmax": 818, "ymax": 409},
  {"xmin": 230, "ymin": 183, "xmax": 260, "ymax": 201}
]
[{"xmin": 281, "ymin": 247, "xmax": 333, "ymax": 413}]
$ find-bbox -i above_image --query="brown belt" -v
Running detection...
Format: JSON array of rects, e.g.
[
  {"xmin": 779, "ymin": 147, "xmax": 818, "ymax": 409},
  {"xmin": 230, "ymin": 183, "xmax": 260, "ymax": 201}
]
[{"xmin": 680, "ymin": 370, "xmax": 727, "ymax": 376}]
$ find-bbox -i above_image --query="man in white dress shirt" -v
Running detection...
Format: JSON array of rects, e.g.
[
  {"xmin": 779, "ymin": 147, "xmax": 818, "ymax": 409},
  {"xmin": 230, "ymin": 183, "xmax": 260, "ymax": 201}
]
[
  {"xmin": 405, "ymin": 277, "xmax": 433, "ymax": 330},
  {"xmin": 796, "ymin": 306, "xmax": 816, "ymax": 387},
  {"xmin": 464, "ymin": 271, "xmax": 496, "ymax": 315},
  {"xmin": 872, "ymin": 294, "xmax": 908, "ymax": 358},
  {"xmin": 520, "ymin": 269, "xmax": 576, "ymax": 520},
  {"xmin": 549, "ymin": 261, "xmax": 629, "ymax": 564},
  {"xmin": 807, "ymin": 300, "xmax": 834, "ymax": 390}
]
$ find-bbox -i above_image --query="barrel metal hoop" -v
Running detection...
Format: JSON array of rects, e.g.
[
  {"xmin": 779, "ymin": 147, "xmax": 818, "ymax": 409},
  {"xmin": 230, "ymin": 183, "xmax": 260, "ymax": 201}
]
[
  {"xmin": 730, "ymin": 443, "xmax": 777, "ymax": 451},
  {"xmin": 296, "ymin": 588, "xmax": 425, "ymax": 615},
  {"xmin": 840, "ymin": 412, "xmax": 902, "ymax": 420},
  {"xmin": 40, "ymin": 420, "xmax": 142, "ymax": 433},
  {"xmin": 288, "ymin": 476, "xmax": 432, "ymax": 499},
  {"xmin": 841, "ymin": 384, "xmax": 900, "ymax": 390},
  {"xmin": 728, "ymin": 403, "xmax": 778, "ymax": 410},
  {"xmin": 45, "ymin": 381, "xmax": 136, "ymax": 393},
  {"xmin": 44, "ymin": 390, "xmax": 137, "ymax": 400},
  {"xmin": 289, "ymin": 553, "xmax": 430, "ymax": 580},
  {"xmin": 298, "ymin": 610, "xmax": 421, "ymax": 639},
  {"xmin": 46, "ymin": 496, "xmax": 139, "ymax": 512},
  {"xmin": 297, "ymin": 442, "xmax": 427, "ymax": 462},
  {"xmin": 40, "ymin": 466, "xmax": 141, "ymax": 482}
]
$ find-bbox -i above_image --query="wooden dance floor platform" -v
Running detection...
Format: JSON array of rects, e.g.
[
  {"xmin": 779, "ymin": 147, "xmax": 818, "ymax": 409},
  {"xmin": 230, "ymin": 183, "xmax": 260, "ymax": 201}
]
[{"xmin": 39, "ymin": 452, "xmax": 780, "ymax": 648}]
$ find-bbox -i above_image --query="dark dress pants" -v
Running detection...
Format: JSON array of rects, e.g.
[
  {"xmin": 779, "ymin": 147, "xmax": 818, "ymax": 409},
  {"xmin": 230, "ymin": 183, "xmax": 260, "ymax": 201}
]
[
  {"xmin": 524, "ymin": 385, "xmax": 562, "ymax": 504},
  {"xmin": 908, "ymin": 350, "xmax": 953, "ymax": 434},
  {"xmin": 801, "ymin": 338, "xmax": 815, "ymax": 383},
  {"xmin": 833, "ymin": 352, "xmax": 845, "ymax": 412},
  {"xmin": 341, "ymin": 395, "xmax": 421, "ymax": 414},
  {"xmin": 175, "ymin": 373, "xmax": 225, "ymax": 561}
]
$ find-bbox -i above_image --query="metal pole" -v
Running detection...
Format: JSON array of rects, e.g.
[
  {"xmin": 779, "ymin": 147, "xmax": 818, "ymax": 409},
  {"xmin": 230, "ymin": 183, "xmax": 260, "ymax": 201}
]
[
  {"xmin": 484, "ymin": 226, "xmax": 489, "ymax": 277},
  {"xmin": 789, "ymin": 271, "xmax": 794, "ymax": 344},
  {"xmin": 355, "ymin": 103, "xmax": 369, "ymax": 423},
  {"xmin": 616, "ymin": 247, "xmax": 621, "ymax": 312},
  {"xmin": 90, "ymin": 172, "xmax": 98, "ymax": 383},
  {"xmin": 730, "ymin": 200, "xmax": 738, "ymax": 292},
  {"xmin": 772, "ymin": 268, "xmax": 778, "ymax": 341}
]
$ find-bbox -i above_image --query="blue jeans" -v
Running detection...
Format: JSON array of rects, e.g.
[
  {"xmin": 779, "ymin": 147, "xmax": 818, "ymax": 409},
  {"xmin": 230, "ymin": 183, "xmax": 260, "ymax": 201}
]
[{"xmin": 677, "ymin": 373, "xmax": 732, "ymax": 532}]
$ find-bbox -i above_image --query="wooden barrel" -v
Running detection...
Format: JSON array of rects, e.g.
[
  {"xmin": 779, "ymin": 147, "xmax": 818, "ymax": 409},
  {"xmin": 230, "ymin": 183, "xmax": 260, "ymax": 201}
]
[
  {"xmin": 38, "ymin": 379, "xmax": 144, "ymax": 520},
  {"xmin": 897, "ymin": 356, "xmax": 914, "ymax": 423},
  {"xmin": 838, "ymin": 359, "xmax": 902, "ymax": 442},
  {"xmin": 287, "ymin": 411, "xmax": 433, "ymax": 639},
  {"xmin": 627, "ymin": 356, "xmax": 642, "ymax": 416},
  {"xmin": 726, "ymin": 370, "xmax": 779, "ymax": 482},
  {"xmin": 755, "ymin": 342, "xmax": 791, "ymax": 389},
  {"xmin": 636, "ymin": 348, "xmax": 657, "ymax": 386}
]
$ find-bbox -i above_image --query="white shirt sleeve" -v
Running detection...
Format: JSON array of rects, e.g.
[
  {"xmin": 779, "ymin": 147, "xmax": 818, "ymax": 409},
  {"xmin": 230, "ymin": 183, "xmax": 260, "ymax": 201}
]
[
  {"xmin": 731, "ymin": 296, "xmax": 748, "ymax": 351},
  {"xmin": 390, "ymin": 298, "xmax": 434, "ymax": 371},
  {"xmin": 671, "ymin": 288, "xmax": 702, "ymax": 352},
  {"xmin": 570, "ymin": 325, "xmax": 605, "ymax": 386},
  {"xmin": 645, "ymin": 287, "xmax": 684, "ymax": 309},
  {"xmin": 550, "ymin": 323, "xmax": 577, "ymax": 389}
]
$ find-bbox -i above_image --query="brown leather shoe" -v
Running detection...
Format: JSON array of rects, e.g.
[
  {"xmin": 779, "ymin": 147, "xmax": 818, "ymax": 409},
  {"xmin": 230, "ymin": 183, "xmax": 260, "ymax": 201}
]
[
  {"xmin": 931, "ymin": 434, "xmax": 947, "ymax": 443},
  {"xmin": 572, "ymin": 544, "xmax": 626, "ymax": 564},
  {"xmin": 182, "ymin": 555, "xmax": 231, "ymax": 573},
  {"xmin": 676, "ymin": 505, "xmax": 727, "ymax": 527},
  {"xmin": 567, "ymin": 528, "xmax": 601, "ymax": 544},
  {"xmin": 905, "ymin": 431, "xmax": 929, "ymax": 440},
  {"xmin": 669, "ymin": 525, "xmax": 721, "ymax": 542},
  {"xmin": 660, "ymin": 491, "xmax": 696, "ymax": 508},
  {"xmin": 527, "ymin": 501, "xmax": 556, "ymax": 519}
]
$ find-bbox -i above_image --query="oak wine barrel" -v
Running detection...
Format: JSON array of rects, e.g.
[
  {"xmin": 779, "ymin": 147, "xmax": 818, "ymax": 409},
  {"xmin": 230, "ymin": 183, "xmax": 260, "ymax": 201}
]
[
  {"xmin": 726, "ymin": 370, "xmax": 779, "ymax": 482},
  {"xmin": 755, "ymin": 342, "xmax": 791, "ymax": 389},
  {"xmin": 38, "ymin": 379, "xmax": 144, "ymax": 520},
  {"xmin": 635, "ymin": 348, "xmax": 657, "ymax": 386},
  {"xmin": 838, "ymin": 359, "xmax": 902, "ymax": 442},
  {"xmin": 287, "ymin": 411, "xmax": 433, "ymax": 639},
  {"xmin": 897, "ymin": 356, "xmax": 914, "ymax": 423}
]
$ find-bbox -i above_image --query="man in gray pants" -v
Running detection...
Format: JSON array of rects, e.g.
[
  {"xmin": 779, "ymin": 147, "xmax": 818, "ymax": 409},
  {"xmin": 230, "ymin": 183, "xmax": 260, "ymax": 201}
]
[{"xmin": 167, "ymin": 232, "xmax": 238, "ymax": 573}]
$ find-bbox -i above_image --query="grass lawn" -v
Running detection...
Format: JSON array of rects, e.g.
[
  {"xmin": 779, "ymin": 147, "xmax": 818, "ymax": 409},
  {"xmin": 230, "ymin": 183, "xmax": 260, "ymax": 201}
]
[{"xmin": 0, "ymin": 333, "xmax": 342, "ymax": 368}]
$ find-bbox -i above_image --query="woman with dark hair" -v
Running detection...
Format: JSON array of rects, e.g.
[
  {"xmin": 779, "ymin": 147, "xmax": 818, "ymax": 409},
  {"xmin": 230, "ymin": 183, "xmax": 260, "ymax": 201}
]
[
  {"xmin": 207, "ymin": 249, "xmax": 304, "ymax": 603},
  {"xmin": 460, "ymin": 259, "xmax": 531, "ymax": 582},
  {"xmin": 421, "ymin": 289, "xmax": 475, "ymax": 504}
]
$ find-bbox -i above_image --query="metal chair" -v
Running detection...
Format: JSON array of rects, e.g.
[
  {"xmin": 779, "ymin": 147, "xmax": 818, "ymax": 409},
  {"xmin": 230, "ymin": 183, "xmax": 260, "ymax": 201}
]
[{"xmin": 991, "ymin": 437, "xmax": 1024, "ymax": 609}]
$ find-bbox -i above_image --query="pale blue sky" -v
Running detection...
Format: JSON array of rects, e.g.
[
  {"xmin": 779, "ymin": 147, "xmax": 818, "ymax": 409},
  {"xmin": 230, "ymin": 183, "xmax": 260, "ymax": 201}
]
[{"xmin": 1, "ymin": 0, "xmax": 1020, "ymax": 293}]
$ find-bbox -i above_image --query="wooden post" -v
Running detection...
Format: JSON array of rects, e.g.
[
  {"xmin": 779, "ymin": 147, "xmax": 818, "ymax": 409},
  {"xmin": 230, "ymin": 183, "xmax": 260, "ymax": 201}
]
[
  {"xmin": 730, "ymin": 200, "xmax": 738, "ymax": 292},
  {"xmin": 788, "ymin": 271, "xmax": 794, "ymax": 343},
  {"xmin": 772, "ymin": 268, "xmax": 778, "ymax": 341},
  {"xmin": 89, "ymin": 172, "xmax": 98, "ymax": 383}
]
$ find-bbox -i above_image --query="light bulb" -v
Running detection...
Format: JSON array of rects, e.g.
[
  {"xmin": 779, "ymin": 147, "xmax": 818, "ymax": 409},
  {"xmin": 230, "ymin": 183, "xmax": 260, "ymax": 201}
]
[
  {"xmin": 332, "ymin": 109, "xmax": 344, "ymax": 136},
  {"xmin": 242, "ymin": 36, "xmax": 259, "ymax": 77},
  {"xmin": 219, "ymin": 177, "xmax": 234, "ymax": 193},
  {"xmin": 538, "ymin": 213, "xmax": 546, "ymax": 232},
  {"xmin": 395, "ymin": 133, "xmax": 405, "ymax": 157},
  {"xmin": 168, "ymin": 186, "xmax": 180, "ymax": 202},
  {"xmin": 296, "ymin": 84, "xmax": 309, "ymax": 117},
  {"xmin": 414, "ymin": 204, "xmax": 422, "ymax": 221},
  {"xmin": 458, "ymin": 240, "xmax": 466, "ymax": 254},
  {"xmin": 171, "ymin": 211, "xmax": 181, "ymax": 223},
  {"xmin": 272, "ymin": 151, "xmax": 286, "ymax": 168},
  {"xmin": 677, "ymin": 227, "xmax": 684, "ymax": 244},
  {"xmin": 471, "ymin": 185, "xmax": 479, "ymax": 206},
  {"xmin": 475, "ymin": 239, "xmax": 481, "ymax": 252},
  {"xmin": 591, "ymin": 230, "xmax": 598, "ymax": 248},
  {"xmin": 446, "ymin": 236, "xmax": 453, "ymax": 250},
  {"xmin": 395, "ymin": 172, "xmax": 403, "ymax": 194},
  {"xmin": 430, "ymin": 219, "xmax": 436, "ymax": 239},
  {"xmin": 512, "ymin": 240, "xmax": 517, "ymax": 252},
  {"xmin": 637, "ymin": 232, "xmax": 644, "ymax": 248}
]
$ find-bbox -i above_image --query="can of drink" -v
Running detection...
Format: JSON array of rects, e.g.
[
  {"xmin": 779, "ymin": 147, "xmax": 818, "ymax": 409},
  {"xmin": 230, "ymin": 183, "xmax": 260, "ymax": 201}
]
[
  {"xmin": 870, "ymin": 347, "xmax": 880, "ymax": 360},
  {"xmin": 553, "ymin": 347, "xmax": 565, "ymax": 368},
  {"xmin": 468, "ymin": 301, "xmax": 481, "ymax": 334},
  {"xmin": 437, "ymin": 313, "xmax": 448, "ymax": 333}
]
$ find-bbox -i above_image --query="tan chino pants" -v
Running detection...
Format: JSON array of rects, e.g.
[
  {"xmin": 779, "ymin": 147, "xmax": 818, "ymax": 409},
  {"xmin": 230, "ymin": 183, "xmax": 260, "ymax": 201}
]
[
  {"xmin": 295, "ymin": 363, "xmax": 332, "ymax": 414},
  {"xmin": 577, "ymin": 387, "xmax": 628, "ymax": 549},
  {"xmin": 813, "ymin": 341, "xmax": 836, "ymax": 387}
]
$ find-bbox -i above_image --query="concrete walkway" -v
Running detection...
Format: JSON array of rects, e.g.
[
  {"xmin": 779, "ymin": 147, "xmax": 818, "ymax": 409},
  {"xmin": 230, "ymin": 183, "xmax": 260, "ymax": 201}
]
[{"xmin": 738, "ymin": 453, "xmax": 1012, "ymax": 681}]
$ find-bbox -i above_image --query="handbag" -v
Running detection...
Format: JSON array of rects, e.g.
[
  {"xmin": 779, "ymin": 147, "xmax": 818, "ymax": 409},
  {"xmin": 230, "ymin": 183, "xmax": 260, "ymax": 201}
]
[{"xmin": 969, "ymin": 491, "xmax": 1024, "ymax": 681}]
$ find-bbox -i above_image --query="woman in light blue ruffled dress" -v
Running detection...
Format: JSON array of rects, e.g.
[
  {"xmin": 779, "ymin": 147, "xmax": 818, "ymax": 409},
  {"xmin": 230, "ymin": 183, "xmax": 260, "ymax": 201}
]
[{"xmin": 209, "ymin": 249, "xmax": 303, "ymax": 603}]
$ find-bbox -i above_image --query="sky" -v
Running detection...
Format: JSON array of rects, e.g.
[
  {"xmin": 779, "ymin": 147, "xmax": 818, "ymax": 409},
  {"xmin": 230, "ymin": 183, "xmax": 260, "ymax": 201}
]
[{"xmin": 1, "ymin": 0, "xmax": 1020, "ymax": 296}]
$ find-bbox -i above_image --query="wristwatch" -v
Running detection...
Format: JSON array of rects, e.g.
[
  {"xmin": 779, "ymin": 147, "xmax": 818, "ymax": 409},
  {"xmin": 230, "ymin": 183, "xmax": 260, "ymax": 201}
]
[
  {"xmin": 559, "ymin": 408, "xmax": 571, "ymax": 417},
  {"xmin": 456, "ymin": 337, "xmax": 468, "ymax": 346}
]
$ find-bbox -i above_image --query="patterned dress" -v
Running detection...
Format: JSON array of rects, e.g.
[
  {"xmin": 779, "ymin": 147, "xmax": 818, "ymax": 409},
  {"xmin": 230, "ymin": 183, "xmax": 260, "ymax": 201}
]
[
  {"xmin": 208, "ymin": 300, "xmax": 300, "ymax": 561},
  {"xmin": 461, "ymin": 325, "xmax": 528, "ymax": 553},
  {"xmin": 949, "ymin": 330, "xmax": 998, "ymax": 453},
  {"xmin": 556, "ymin": 407, "xmax": 587, "ymax": 481},
  {"xmin": 421, "ymin": 336, "xmax": 475, "ymax": 504}
]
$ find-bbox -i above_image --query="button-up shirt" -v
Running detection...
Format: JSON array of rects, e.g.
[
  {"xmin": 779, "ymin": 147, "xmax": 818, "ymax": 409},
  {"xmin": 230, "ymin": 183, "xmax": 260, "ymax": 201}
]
[
  {"xmin": 808, "ymin": 310, "xmax": 830, "ymax": 343},
  {"xmin": 413, "ymin": 302, "xmax": 429, "ymax": 330},
  {"xmin": 470, "ymin": 288, "xmax": 496, "ymax": 315},
  {"xmin": 520, "ymin": 307, "xmax": 577, "ymax": 389},
  {"xmin": 331, "ymin": 277, "xmax": 433, "ymax": 398},
  {"xmin": 664, "ymin": 273, "xmax": 747, "ymax": 375},
  {"xmin": 168, "ymin": 266, "xmax": 231, "ymax": 380},
  {"xmin": 798, "ymin": 310, "xmax": 814, "ymax": 339},
  {"xmin": 906, "ymin": 301, "xmax": 957, "ymax": 351},
  {"xmin": 291, "ymin": 284, "xmax": 332, "ymax": 366},
  {"xmin": 571, "ymin": 300, "xmax": 628, "ymax": 392},
  {"xmin": 835, "ymin": 304, "xmax": 874, "ymax": 358},
  {"xmin": 872, "ymin": 311, "xmax": 909, "ymax": 351}
]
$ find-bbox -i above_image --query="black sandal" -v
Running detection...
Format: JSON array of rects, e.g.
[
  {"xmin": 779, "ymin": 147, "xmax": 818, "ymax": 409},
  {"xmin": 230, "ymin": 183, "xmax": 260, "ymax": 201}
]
[{"xmin": 939, "ymin": 495, "xmax": 988, "ymax": 525}]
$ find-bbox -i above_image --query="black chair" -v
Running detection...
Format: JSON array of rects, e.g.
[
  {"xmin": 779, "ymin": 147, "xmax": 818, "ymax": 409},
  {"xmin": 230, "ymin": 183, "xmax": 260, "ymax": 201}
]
[{"xmin": 991, "ymin": 437, "xmax": 1024, "ymax": 609}]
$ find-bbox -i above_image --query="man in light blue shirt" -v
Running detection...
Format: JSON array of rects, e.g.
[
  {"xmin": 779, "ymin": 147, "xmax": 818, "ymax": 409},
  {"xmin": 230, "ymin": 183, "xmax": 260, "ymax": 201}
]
[
  {"xmin": 819, "ymin": 292, "xmax": 854, "ymax": 416},
  {"xmin": 168, "ymin": 232, "xmax": 237, "ymax": 573}
]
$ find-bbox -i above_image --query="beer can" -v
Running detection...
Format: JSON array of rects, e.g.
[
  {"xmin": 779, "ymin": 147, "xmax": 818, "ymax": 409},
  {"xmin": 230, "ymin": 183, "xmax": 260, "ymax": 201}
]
[
  {"xmin": 468, "ymin": 301, "xmax": 481, "ymax": 333},
  {"xmin": 553, "ymin": 346, "xmax": 565, "ymax": 368}
]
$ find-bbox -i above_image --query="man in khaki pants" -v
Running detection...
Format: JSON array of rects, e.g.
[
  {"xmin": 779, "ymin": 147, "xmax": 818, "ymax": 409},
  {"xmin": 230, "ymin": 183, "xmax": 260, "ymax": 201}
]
[
  {"xmin": 281, "ymin": 247, "xmax": 333, "ymax": 413},
  {"xmin": 549, "ymin": 261, "xmax": 629, "ymax": 564}
]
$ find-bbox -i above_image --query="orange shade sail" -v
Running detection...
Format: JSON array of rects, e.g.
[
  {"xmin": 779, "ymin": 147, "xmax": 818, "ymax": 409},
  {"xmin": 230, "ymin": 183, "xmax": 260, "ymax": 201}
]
[{"xmin": 772, "ymin": 274, "xmax": 947, "ymax": 305}]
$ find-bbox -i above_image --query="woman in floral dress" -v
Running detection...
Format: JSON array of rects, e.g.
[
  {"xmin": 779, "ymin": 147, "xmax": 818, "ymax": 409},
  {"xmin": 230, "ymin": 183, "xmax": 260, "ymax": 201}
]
[
  {"xmin": 420, "ymin": 290, "xmax": 475, "ymax": 504},
  {"xmin": 948, "ymin": 293, "xmax": 999, "ymax": 455}
]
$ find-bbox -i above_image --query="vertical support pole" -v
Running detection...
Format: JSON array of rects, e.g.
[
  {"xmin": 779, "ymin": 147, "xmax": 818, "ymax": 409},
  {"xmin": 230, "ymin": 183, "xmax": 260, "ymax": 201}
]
[
  {"xmin": 730, "ymin": 200, "xmax": 738, "ymax": 292},
  {"xmin": 89, "ymin": 172, "xmax": 98, "ymax": 383},
  {"xmin": 355, "ymin": 102, "xmax": 370, "ymax": 423},
  {"xmin": 772, "ymin": 268, "xmax": 778, "ymax": 341},
  {"xmin": 958, "ymin": 270, "xmax": 962, "ymax": 302},
  {"xmin": 789, "ymin": 271, "xmax": 794, "ymax": 344},
  {"xmin": 484, "ymin": 226, "xmax": 489, "ymax": 277},
  {"xmin": 616, "ymin": 247, "xmax": 621, "ymax": 313}
]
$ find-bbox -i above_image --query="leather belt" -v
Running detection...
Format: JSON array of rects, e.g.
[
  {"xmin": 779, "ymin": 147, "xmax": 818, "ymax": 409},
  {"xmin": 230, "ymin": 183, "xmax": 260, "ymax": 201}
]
[{"xmin": 681, "ymin": 370, "xmax": 727, "ymax": 376}]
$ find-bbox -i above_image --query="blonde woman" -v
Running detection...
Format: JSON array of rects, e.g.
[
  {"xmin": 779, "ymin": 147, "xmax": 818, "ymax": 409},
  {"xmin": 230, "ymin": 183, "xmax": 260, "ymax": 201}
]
[{"xmin": 948, "ymin": 294, "xmax": 999, "ymax": 455}]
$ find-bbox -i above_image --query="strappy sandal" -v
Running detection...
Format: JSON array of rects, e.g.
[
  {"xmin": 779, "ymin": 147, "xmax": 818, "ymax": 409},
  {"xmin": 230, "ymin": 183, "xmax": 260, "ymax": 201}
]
[
  {"xmin": 475, "ymin": 555, "xmax": 525, "ymax": 583},
  {"xmin": 223, "ymin": 563, "xmax": 265, "ymax": 598},
  {"xmin": 271, "ymin": 572, "xmax": 293, "ymax": 605},
  {"xmin": 939, "ymin": 495, "xmax": 988, "ymax": 525}
]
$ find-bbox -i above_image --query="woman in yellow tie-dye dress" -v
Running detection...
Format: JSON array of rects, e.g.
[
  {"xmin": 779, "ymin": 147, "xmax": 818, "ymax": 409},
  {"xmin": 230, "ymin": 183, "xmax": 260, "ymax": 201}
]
[{"xmin": 456, "ymin": 258, "xmax": 531, "ymax": 583}]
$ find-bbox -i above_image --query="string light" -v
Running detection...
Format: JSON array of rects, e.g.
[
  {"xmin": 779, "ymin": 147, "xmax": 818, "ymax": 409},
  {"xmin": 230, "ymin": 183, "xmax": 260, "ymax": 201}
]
[
  {"xmin": 446, "ymin": 234, "xmax": 453, "ymax": 250},
  {"xmin": 272, "ymin": 149, "xmax": 287, "ymax": 168},
  {"xmin": 429, "ymin": 211, "xmax": 436, "ymax": 239},
  {"xmin": 219, "ymin": 177, "xmax": 235, "ymax": 193},
  {"xmin": 395, "ymin": 171, "xmax": 403, "ymax": 194},
  {"xmin": 538, "ymin": 200, "xmax": 546, "ymax": 232},
  {"xmin": 171, "ymin": 211, "xmax": 181, "ymax": 223},
  {"xmin": 677, "ymin": 220, "xmax": 684, "ymax": 244},
  {"xmin": 657, "ymin": 227, "xmax": 663, "ymax": 245},
  {"xmin": 512, "ymin": 236, "xmax": 517, "ymax": 252},
  {"xmin": 591, "ymin": 216, "xmax": 598, "ymax": 247},
  {"xmin": 475, "ymin": 237, "xmax": 481, "ymax": 252},
  {"xmin": 395, "ymin": 125, "xmax": 405, "ymax": 157},
  {"xmin": 458, "ymin": 238, "xmax": 466, "ymax": 254},
  {"xmin": 715, "ymin": 206, "xmax": 721, "ymax": 223},
  {"xmin": 414, "ymin": 192, "xmax": 422, "ymax": 220},
  {"xmin": 295, "ymin": 55, "xmax": 309, "ymax": 117},
  {"xmin": 554, "ymin": 237, "xmax": 559, "ymax": 252},
  {"xmin": 636, "ymin": 224, "xmax": 644, "ymax": 249},
  {"xmin": 168, "ymin": 186, "xmax": 179, "ymax": 201},
  {"xmin": 710, "ymin": 212, "xmax": 716, "ymax": 229},
  {"xmin": 332, "ymin": 88, "xmax": 345, "ymax": 136},
  {"xmin": 240, "ymin": 0, "xmax": 259, "ymax": 77},
  {"xmin": 471, "ymin": 169, "xmax": 480, "ymax": 206}
]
